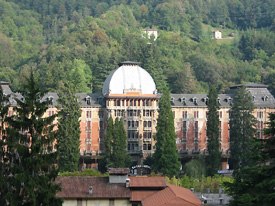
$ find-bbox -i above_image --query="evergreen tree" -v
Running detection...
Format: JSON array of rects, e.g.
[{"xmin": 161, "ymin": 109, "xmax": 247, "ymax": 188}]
[
  {"xmin": 226, "ymin": 113, "xmax": 275, "ymax": 205},
  {"xmin": 104, "ymin": 117, "xmax": 113, "ymax": 166},
  {"xmin": 57, "ymin": 82, "xmax": 81, "ymax": 172},
  {"xmin": 3, "ymin": 72, "xmax": 62, "ymax": 205},
  {"xmin": 229, "ymin": 86, "xmax": 256, "ymax": 172},
  {"xmin": 206, "ymin": 86, "xmax": 221, "ymax": 176},
  {"xmin": 153, "ymin": 88, "xmax": 180, "ymax": 177},
  {"xmin": 111, "ymin": 118, "xmax": 130, "ymax": 168}
]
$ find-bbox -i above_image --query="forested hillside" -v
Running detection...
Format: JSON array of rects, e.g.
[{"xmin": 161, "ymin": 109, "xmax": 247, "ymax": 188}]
[{"xmin": 1, "ymin": 0, "xmax": 275, "ymax": 95}]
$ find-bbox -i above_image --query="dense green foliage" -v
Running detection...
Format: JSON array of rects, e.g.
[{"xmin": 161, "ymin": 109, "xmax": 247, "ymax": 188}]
[
  {"xmin": 0, "ymin": 73, "xmax": 62, "ymax": 205},
  {"xmin": 57, "ymin": 82, "xmax": 81, "ymax": 172},
  {"xmin": 206, "ymin": 86, "xmax": 221, "ymax": 176},
  {"xmin": 165, "ymin": 174, "xmax": 233, "ymax": 193},
  {"xmin": 0, "ymin": 0, "xmax": 275, "ymax": 95},
  {"xmin": 226, "ymin": 113, "xmax": 275, "ymax": 205},
  {"xmin": 59, "ymin": 168, "xmax": 107, "ymax": 177},
  {"xmin": 183, "ymin": 155, "xmax": 206, "ymax": 179},
  {"xmin": 229, "ymin": 86, "xmax": 256, "ymax": 171},
  {"xmin": 153, "ymin": 88, "xmax": 180, "ymax": 177}
]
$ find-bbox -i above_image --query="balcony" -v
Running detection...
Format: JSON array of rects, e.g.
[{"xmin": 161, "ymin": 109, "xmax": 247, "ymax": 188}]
[{"xmin": 86, "ymin": 127, "xmax": 91, "ymax": 132}]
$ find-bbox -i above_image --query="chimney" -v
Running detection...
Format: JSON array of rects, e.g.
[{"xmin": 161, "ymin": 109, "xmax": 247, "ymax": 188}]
[
  {"xmin": 89, "ymin": 186, "xmax": 93, "ymax": 195},
  {"xmin": 126, "ymin": 178, "xmax": 130, "ymax": 188}
]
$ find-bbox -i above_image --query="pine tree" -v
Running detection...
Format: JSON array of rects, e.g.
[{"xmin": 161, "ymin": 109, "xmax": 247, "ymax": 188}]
[
  {"xmin": 57, "ymin": 82, "xmax": 81, "ymax": 172},
  {"xmin": 206, "ymin": 86, "xmax": 221, "ymax": 176},
  {"xmin": 229, "ymin": 86, "xmax": 256, "ymax": 172},
  {"xmin": 226, "ymin": 113, "xmax": 275, "ymax": 205},
  {"xmin": 153, "ymin": 88, "xmax": 180, "ymax": 177},
  {"xmin": 3, "ymin": 72, "xmax": 62, "ymax": 205}
]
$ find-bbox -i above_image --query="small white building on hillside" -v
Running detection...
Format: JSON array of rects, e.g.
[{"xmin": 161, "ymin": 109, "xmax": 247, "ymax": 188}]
[
  {"xmin": 143, "ymin": 29, "xmax": 158, "ymax": 41},
  {"xmin": 213, "ymin": 30, "xmax": 222, "ymax": 39}
]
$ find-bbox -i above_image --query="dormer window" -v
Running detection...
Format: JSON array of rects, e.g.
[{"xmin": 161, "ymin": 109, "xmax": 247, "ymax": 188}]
[
  {"xmin": 170, "ymin": 97, "xmax": 174, "ymax": 105},
  {"xmin": 85, "ymin": 96, "xmax": 91, "ymax": 105},
  {"xmin": 262, "ymin": 95, "xmax": 268, "ymax": 102},
  {"xmin": 47, "ymin": 96, "xmax": 54, "ymax": 105},
  {"xmin": 217, "ymin": 97, "xmax": 220, "ymax": 105},
  {"xmin": 226, "ymin": 97, "xmax": 232, "ymax": 105},
  {"xmin": 180, "ymin": 97, "xmax": 186, "ymax": 105},
  {"xmin": 192, "ymin": 97, "xmax": 197, "ymax": 105},
  {"xmin": 252, "ymin": 95, "xmax": 256, "ymax": 101},
  {"xmin": 202, "ymin": 97, "xmax": 208, "ymax": 105}
]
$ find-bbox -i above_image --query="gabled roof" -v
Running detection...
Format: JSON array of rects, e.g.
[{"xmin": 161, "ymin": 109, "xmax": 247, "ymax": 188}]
[
  {"xmin": 129, "ymin": 177, "xmax": 166, "ymax": 188},
  {"xmin": 56, "ymin": 177, "xmax": 130, "ymax": 199},
  {"xmin": 141, "ymin": 183, "xmax": 201, "ymax": 206},
  {"xmin": 130, "ymin": 191, "xmax": 158, "ymax": 201}
]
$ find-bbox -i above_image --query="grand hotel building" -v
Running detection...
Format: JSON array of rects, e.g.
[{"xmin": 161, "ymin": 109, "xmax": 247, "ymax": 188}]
[{"xmin": 2, "ymin": 61, "xmax": 275, "ymax": 170}]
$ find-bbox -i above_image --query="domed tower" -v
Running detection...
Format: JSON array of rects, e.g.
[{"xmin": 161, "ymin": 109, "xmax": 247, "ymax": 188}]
[
  {"xmin": 102, "ymin": 61, "xmax": 157, "ymax": 96},
  {"xmin": 103, "ymin": 61, "xmax": 159, "ymax": 164}
]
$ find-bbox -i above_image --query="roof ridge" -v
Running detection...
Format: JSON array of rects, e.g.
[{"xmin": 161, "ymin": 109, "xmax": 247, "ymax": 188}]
[{"xmin": 166, "ymin": 183, "xmax": 199, "ymax": 206}]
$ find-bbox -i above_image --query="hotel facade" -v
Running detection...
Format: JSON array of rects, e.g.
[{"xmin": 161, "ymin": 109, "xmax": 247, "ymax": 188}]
[{"xmin": 2, "ymin": 61, "xmax": 275, "ymax": 170}]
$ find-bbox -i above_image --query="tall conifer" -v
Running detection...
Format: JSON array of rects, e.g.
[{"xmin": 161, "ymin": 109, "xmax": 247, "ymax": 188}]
[
  {"xmin": 3, "ymin": 73, "xmax": 62, "ymax": 205},
  {"xmin": 153, "ymin": 88, "xmax": 180, "ymax": 177},
  {"xmin": 229, "ymin": 86, "xmax": 256, "ymax": 172},
  {"xmin": 57, "ymin": 82, "xmax": 81, "ymax": 172},
  {"xmin": 226, "ymin": 113, "xmax": 275, "ymax": 205},
  {"xmin": 104, "ymin": 117, "xmax": 114, "ymax": 166},
  {"xmin": 111, "ymin": 118, "xmax": 129, "ymax": 168},
  {"xmin": 206, "ymin": 86, "xmax": 221, "ymax": 176}
]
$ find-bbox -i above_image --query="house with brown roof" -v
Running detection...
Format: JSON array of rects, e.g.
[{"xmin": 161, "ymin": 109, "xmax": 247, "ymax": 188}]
[{"xmin": 56, "ymin": 168, "xmax": 201, "ymax": 206}]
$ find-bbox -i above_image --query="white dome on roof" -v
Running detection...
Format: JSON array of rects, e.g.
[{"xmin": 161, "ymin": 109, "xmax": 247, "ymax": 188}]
[{"xmin": 102, "ymin": 61, "xmax": 156, "ymax": 95}]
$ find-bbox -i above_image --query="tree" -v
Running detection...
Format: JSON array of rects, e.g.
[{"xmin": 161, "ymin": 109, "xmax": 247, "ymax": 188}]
[
  {"xmin": 183, "ymin": 155, "xmax": 206, "ymax": 179},
  {"xmin": 206, "ymin": 86, "xmax": 222, "ymax": 176},
  {"xmin": 153, "ymin": 88, "xmax": 180, "ymax": 177},
  {"xmin": 2, "ymin": 72, "xmax": 62, "ymax": 205},
  {"xmin": 100, "ymin": 117, "xmax": 130, "ymax": 170},
  {"xmin": 57, "ymin": 82, "xmax": 81, "ymax": 172},
  {"xmin": 111, "ymin": 118, "xmax": 130, "ymax": 168},
  {"xmin": 226, "ymin": 113, "xmax": 275, "ymax": 205},
  {"xmin": 229, "ymin": 86, "xmax": 256, "ymax": 172}
]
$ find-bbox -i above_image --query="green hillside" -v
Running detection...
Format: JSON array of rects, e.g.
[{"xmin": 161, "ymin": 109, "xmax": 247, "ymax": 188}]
[{"xmin": 1, "ymin": 0, "xmax": 275, "ymax": 95}]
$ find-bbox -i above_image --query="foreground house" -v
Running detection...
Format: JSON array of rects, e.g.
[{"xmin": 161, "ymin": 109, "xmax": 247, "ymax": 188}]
[
  {"xmin": 2, "ymin": 61, "xmax": 275, "ymax": 170},
  {"xmin": 56, "ymin": 168, "xmax": 201, "ymax": 206}
]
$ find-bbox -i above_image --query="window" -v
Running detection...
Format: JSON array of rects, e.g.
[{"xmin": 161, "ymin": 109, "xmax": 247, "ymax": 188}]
[
  {"xmin": 87, "ymin": 121, "xmax": 91, "ymax": 130},
  {"xmin": 182, "ymin": 111, "xmax": 188, "ymax": 119},
  {"xmin": 99, "ymin": 111, "xmax": 104, "ymax": 118},
  {"xmin": 257, "ymin": 111, "xmax": 263, "ymax": 119},
  {"xmin": 219, "ymin": 111, "xmax": 222, "ymax": 118},
  {"xmin": 183, "ymin": 131, "xmax": 187, "ymax": 139},
  {"xmin": 109, "ymin": 199, "xmax": 114, "ymax": 206},
  {"xmin": 86, "ymin": 111, "xmax": 92, "ymax": 118},
  {"xmin": 194, "ymin": 111, "xmax": 199, "ymax": 118},
  {"xmin": 48, "ymin": 110, "xmax": 54, "ymax": 117},
  {"xmin": 194, "ymin": 121, "xmax": 198, "ymax": 130},
  {"xmin": 194, "ymin": 143, "xmax": 198, "ymax": 151},
  {"xmin": 77, "ymin": 199, "xmax": 82, "ymax": 206},
  {"xmin": 100, "ymin": 121, "xmax": 104, "ymax": 130},
  {"xmin": 183, "ymin": 121, "xmax": 187, "ymax": 130},
  {"xmin": 183, "ymin": 143, "xmax": 186, "ymax": 151},
  {"xmin": 173, "ymin": 111, "xmax": 175, "ymax": 118}
]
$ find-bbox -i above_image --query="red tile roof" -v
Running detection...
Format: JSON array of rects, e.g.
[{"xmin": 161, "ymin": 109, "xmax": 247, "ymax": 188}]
[
  {"xmin": 109, "ymin": 168, "xmax": 129, "ymax": 175},
  {"xmin": 56, "ymin": 177, "xmax": 130, "ymax": 199},
  {"xmin": 141, "ymin": 183, "xmax": 201, "ymax": 206},
  {"xmin": 129, "ymin": 177, "xmax": 166, "ymax": 188},
  {"xmin": 130, "ymin": 191, "xmax": 158, "ymax": 201}
]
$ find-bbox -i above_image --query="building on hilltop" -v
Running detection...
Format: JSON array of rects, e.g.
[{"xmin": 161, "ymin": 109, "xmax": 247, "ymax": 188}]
[{"xmin": 1, "ymin": 61, "xmax": 275, "ymax": 171}]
